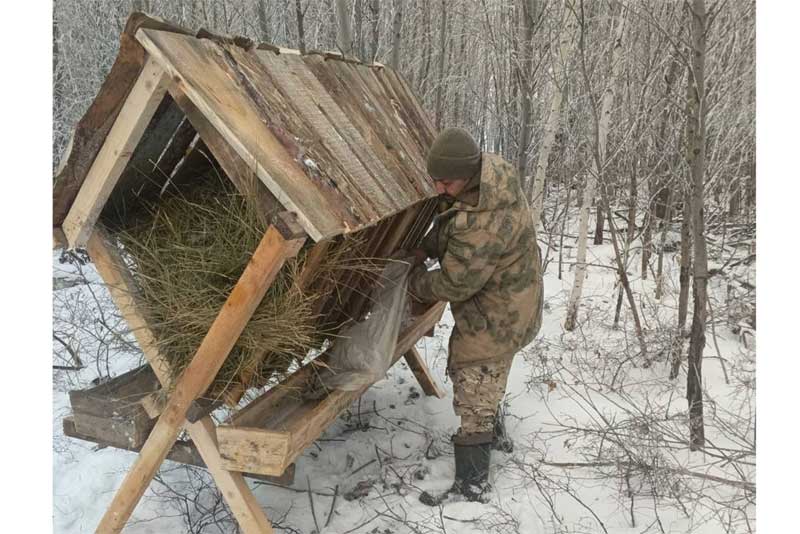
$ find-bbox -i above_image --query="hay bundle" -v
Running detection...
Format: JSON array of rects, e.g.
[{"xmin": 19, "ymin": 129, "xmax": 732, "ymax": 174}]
[{"xmin": 116, "ymin": 175, "xmax": 375, "ymax": 398}]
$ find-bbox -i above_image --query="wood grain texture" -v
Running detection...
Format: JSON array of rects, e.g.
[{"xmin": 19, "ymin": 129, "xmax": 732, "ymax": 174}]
[
  {"xmin": 217, "ymin": 302, "xmax": 446, "ymax": 476},
  {"xmin": 136, "ymin": 28, "xmax": 348, "ymax": 241},
  {"xmin": 95, "ymin": 223, "xmax": 304, "ymax": 533},
  {"xmin": 63, "ymin": 417, "xmax": 296, "ymax": 485},
  {"xmin": 403, "ymin": 347, "xmax": 446, "ymax": 399},
  {"xmin": 62, "ymin": 56, "xmax": 169, "ymax": 249},
  {"xmin": 168, "ymin": 83, "xmax": 282, "ymax": 226},
  {"xmin": 87, "ymin": 229, "xmax": 279, "ymax": 534}
]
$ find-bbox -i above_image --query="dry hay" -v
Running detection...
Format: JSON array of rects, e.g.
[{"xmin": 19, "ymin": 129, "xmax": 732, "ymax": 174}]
[{"xmin": 115, "ymin": 174, "xmax": 379, "ymax": 398}]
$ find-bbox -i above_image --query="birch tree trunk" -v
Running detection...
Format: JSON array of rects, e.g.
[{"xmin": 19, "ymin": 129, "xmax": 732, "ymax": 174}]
[
  {"xmin": 528, "ymin": 0, "xmax": 577, "ymax": 222},
  {"xmin": 369, "ymin": 0, "xmax": 379, "ymax": 62},
  {"xmin": 515, "ymin": 0, "xmax": 537, "ymax": 183},
  {"xmin": 564, "ymin": 4, "xmax": 626, "ymax": 332},
  {"xmin": 389, "ymin": 0, "xmax": 403, "ymax": 70},
  {"xmin": 686, "ymin": 0, "xmax": 709, "ymax": 451}
]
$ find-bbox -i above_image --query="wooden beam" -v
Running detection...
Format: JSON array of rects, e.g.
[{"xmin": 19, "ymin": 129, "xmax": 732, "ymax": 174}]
[
  {"xmin": 95, "ymin": 216, "xmax": 305, "ymax": 533},
  {"xmin": 63, "ymin": 417, "xmax": 296, "ymax": 486},
  {"xmin": 62, "ymin": 56, "xmax": 169, "ymax": 249},
  {"xmin": 403, "ymin": 347, "xmax": 446, "ymax": 399},
  {"xmin": 136, "ymin": 28, "xmax": 348, "ymax": 242},
  {"xmin": 217, "ymin": 301, "xmax": 446, "ymax": 476},
  {"xmin": 87, "ymin": 228, "xmax": 299, "ymax": 534},
  {"xmin": 167, "ymin": 82, "xmax": 282, "ymax": 227}
]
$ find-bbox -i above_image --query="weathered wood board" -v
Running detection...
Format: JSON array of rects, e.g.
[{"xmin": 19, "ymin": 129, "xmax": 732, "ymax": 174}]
[
  {"xmin": 217, "ymin": 302, "xmax": 446, "ymax": 476},
  {"xmin": 62, "ymin": 417, "xmax": 296, "ymax": 485}
]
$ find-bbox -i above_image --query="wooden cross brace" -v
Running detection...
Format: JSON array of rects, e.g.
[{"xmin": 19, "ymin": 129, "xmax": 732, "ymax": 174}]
[
  {"xmin": 91, "ymin": 213, "xmax": 306, "ymax": 534},
  {"xmin": 83, "ymin": 221, "xmax": 445, "ymax": 534}
]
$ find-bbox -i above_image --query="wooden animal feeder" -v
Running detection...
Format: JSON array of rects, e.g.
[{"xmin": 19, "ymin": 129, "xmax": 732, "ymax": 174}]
[{"xmin": 53, "ymin": 14, "xmax": 446, "ymax": 533}]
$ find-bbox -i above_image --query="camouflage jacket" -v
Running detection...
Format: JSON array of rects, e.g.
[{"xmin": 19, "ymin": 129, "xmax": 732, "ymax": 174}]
[{"xmin": 409, "ymin": 153, "xmax": 543, "ymax": 369}]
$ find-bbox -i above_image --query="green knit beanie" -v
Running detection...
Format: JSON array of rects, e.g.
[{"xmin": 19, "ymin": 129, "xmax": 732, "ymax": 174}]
[{"xmin": 426, "ymin": 127, "xmax": 482, "ymax": 181}]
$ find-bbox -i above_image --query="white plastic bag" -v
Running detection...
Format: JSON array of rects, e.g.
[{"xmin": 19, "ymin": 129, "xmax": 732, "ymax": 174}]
[{"xmin": 319, "ymin": 260, "xmax": 411, "ymax": 391}]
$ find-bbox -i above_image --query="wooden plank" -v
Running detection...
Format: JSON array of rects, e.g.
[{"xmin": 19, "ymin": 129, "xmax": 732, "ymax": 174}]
[
  {"xmin": 252, "ymin": 50, "xmax": 387, "ymax": 221},
  {"xmin": 63, "ymin": 417, "xmax": 296, "ymax": 486},
  {"xmin": 403, "ymin": 347, "xmax": 446, "ymax": 399},
  {"xmin": 217, "ymin": 301, "xmax": 446, "ymax": 476},
  {"xmin": 69, "ymin": 365, "xmax": 160, "ymax": 420},
  {"xmin": 168, "ymin": 83, "xmax": 282, "ymax": 226},
  {"xmin": 72, "ymin": 411, "xmax": 154, "ymax": 451},
  {"xmin": 273, "ymin": 53, "xmax": 411, "ymax": 211},
  {"xmin": 307, "ymin": 57, "xmax": 433, "ymax": 199},
  {"xmin": 217, "ymin": 427, "xmax": 291, "ymax": 475},
  {"xmin": 87, "ymin": 229, "xmax": 279, "ymax": 534},
  {"xmin": 86, "ymin": 230, "xmax": 174, "ymax": 385},
  {"xmin": 136, "ymin": 28, "xmax": 348, "ymax": 241},
  {"xmin": 95, "ymin": 216, "xmax": 305, "ymax": 533},
  {"xmin": 100, "ymin": 94, "xmax": 185, "ymax": 223},
  {"xmin": 62, "ymin": 56, "xmax": 169, "ymax": 249}
]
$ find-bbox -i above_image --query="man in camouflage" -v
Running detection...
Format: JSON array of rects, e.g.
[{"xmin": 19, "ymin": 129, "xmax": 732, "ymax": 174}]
[{"xmin": 407, "ymin": 127, "xmax": 543, "ymax": 504}]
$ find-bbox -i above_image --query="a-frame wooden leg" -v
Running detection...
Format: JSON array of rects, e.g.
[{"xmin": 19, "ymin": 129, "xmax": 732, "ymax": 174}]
[
  {"xmin": 62, "ymin": 56, "xmax": 169, "ymax": 249},
  {"xmin": 88, "ymin": 215, "xmax": 305, "ymax": 534},
  {"xmin": 404, "ymin": 347, "xmax": 446, "ymax": 399}
]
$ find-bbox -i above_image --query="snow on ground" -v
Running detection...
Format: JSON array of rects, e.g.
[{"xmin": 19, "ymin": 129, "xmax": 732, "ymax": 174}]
[{"xmin": 52, "ymin": 216, "xmax": 755, "ymax": 534}]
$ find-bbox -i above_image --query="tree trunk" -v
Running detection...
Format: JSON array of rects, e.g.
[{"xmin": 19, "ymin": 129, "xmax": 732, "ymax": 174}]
[
  {"xmin": 593, "ymin": 194, "xmax": 605, "ymax": 244},
  {"xmin": 643, "ymin": 59, "xmax": 683, "ymax": 279},
  {"xmin": 613, "ymin": 158, "xmax": 638, "ymax": 328},
  {"xmin": 515, "ymin": 0, "xmax": 537, "ymax": 183},
  {"xmin": 528, "ymin": 0, "xmax": 577, "ymax": 221},
  {"xmin": 389, "ymin": 0, "xmax": 403, "ymax": 70},
  {"xmin": 416, "ymin": 2, "xmax": 430, "ymax": 94},
  {"xmin": 686, "ymin": 0, "xmax": 709, "ymax": 451},
  {"xmin": 295, "ymin": 0, "xmax": 307, "ymax": 54},
  {"xmin": 369, "ymin": 0, "xmax": 379, "ymax": 62},
  {"xmin": 565, "ymin": 4, "xmax": 626, "ymax": 332},
  {"xmin": 336, "ymin": 0, "xmax": 353, "ymax": 55},
  {"xmin": 257, "ymin": 0, "xmax": 271, "ymax": 42},
  {"xmin": 434, "ymin": 0, "xmax": 448, "ymax": 130},
  {"xmin": 354, "ymin": 0, "xmax": 364, "ymax": 61},
  {"xmin": 654, "ymin": 188, "xmax": 674, "ymax": 300}
]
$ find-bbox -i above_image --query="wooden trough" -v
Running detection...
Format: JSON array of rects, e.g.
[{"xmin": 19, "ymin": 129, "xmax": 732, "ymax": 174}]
[{"xmin": 53, "ymin": 13, "xmax": 445, "ymax": 534}]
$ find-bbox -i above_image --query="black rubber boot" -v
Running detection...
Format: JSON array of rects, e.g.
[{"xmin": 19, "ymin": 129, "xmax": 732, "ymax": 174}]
[
  {"xmin": 419, "ymin": 431, "xmax": 492, "ymax": 506},
  {"xmin": 492, "ymin": 407, "xmax": 514, "ymax": 453}
]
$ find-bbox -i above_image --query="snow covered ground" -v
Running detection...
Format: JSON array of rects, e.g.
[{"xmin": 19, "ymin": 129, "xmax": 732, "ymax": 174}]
[{"xmin": 52, "ymin": 216, "xmax": 755, "ymax": 534}]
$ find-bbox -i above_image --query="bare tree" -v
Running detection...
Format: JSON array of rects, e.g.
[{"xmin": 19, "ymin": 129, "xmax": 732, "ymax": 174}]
[
  {"xmin": 564, "ymin": 1, "xmax": 626, "ymax": 332},
  {"xmin": 295, "ymin": 0, "xmax": 307, "ymax": 54},
  {"xmin": 528, "ymin": 0, "xmax": 577, "ymax": 221},
  {"xmin": 389, "ymin": 0, "xmax": 403, "ymax": 70},
  {"xmin": 335, "ymin": 0, "xmax": 353, "ymax": 55},
  {"xmin": 369, "ymin": 0, "xmax": 379, "ymax": 62},
  {"xmin": 685, "ymin": 0, "xmax": 710, "ymax": 451},
  {"xmin": 433, "ymin": 0, "xmax": 448, "ymax": 130},
  {"xmin": 256, "ymin": 0, "xmax": 271, "ymax": 42}
]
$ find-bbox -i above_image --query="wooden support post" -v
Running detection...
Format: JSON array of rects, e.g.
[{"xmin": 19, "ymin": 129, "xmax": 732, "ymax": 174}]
[
  {"xmin": 62, "ymin": 56, "xmax": 169, "ymax": 249},
  {"xmin": 95, "ymin": 215, "xmax": 305, "ymax": 533},
  {"xmin": 88, "ymin": 218, "xmax": 302, "ymax": 534},
  {"xmin": 404, "ymin": 347, "xmax": 445, "ymax": 399}
]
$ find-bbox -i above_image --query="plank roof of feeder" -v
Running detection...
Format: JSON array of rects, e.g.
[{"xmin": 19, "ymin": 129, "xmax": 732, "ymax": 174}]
[{"xmin": 53, "ymin": 13, "xmax": 438, "ymax": 244}]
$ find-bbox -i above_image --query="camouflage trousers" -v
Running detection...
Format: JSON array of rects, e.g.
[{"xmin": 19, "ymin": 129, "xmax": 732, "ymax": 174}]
[{"xmin": 450, "ymin": 358, "xmax": 513, "ymax": 435}]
